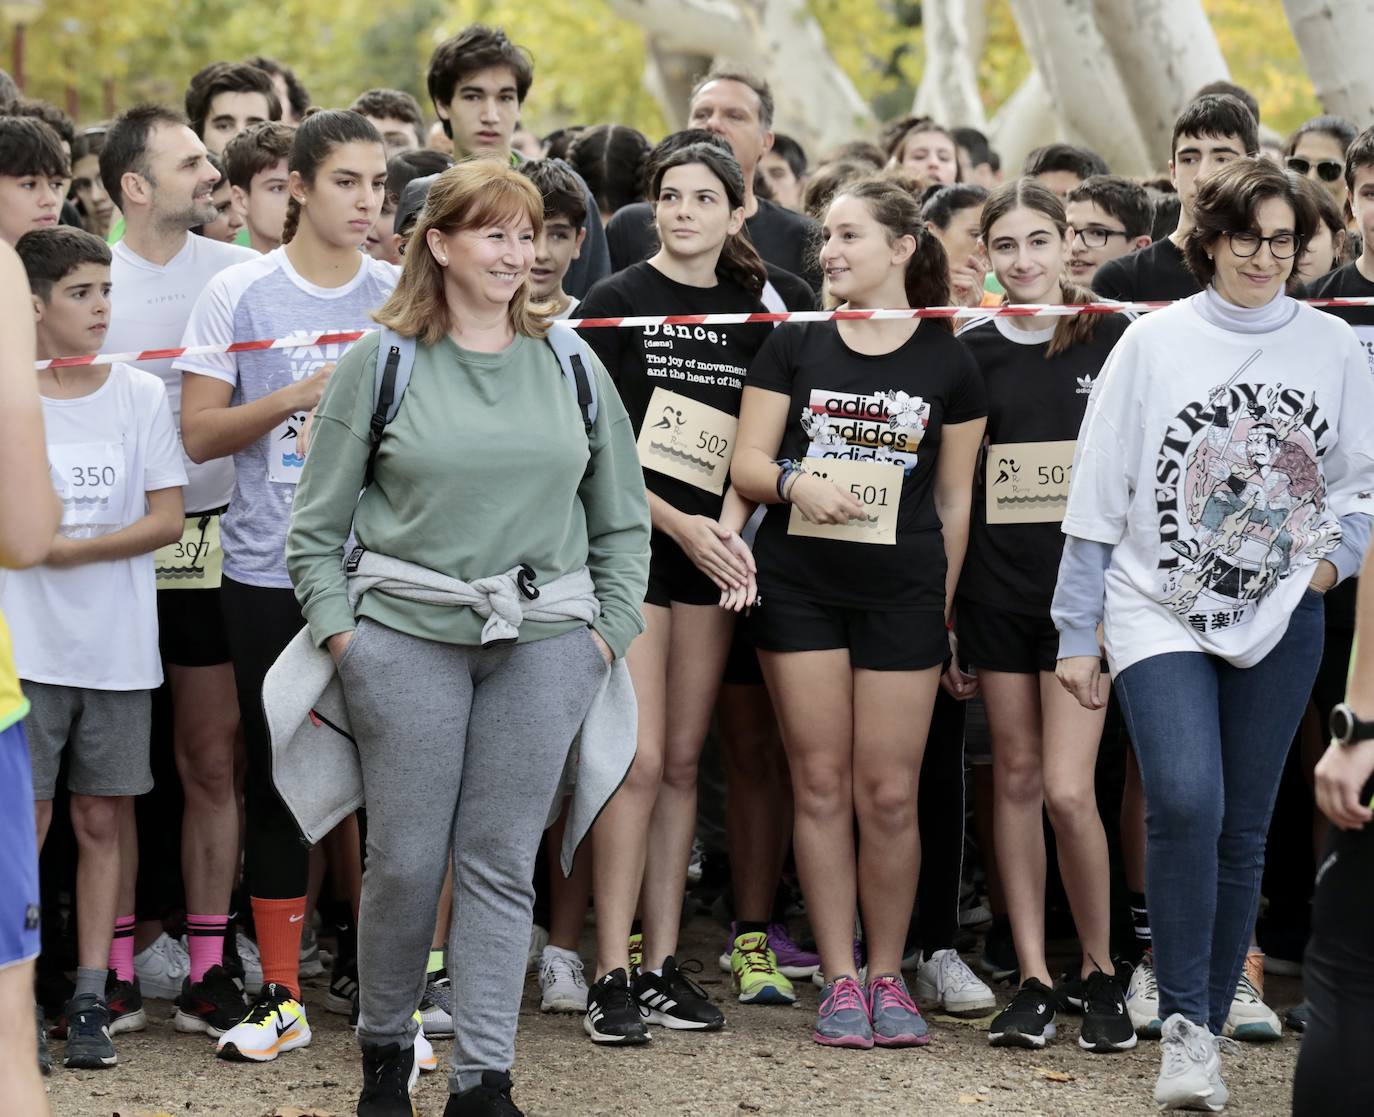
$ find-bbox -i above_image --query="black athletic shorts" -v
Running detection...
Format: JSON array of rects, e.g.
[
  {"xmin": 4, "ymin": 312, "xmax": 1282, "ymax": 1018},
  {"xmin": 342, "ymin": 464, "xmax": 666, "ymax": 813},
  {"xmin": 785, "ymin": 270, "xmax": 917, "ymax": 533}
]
[
  {"xmin": 644, "ymin": 530, "xmax": 720, "ymax": 608},
  {"xmin": 158, "ymin": 587, "xmax": 231, "ymax": 667},
  {"xmin": 956, "ymin": 598, "xmax": 1057, "ymax": 675},
  {"xmin": 749, "ymin": 587, "xmax": 947, "ymax": 672}
]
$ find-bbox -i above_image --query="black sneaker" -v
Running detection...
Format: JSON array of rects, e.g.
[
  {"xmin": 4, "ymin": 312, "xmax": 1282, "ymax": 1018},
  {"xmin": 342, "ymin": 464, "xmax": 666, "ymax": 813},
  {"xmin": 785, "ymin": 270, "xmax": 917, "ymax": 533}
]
[
  {"xmin": 1285, "ymin": 1000, "xmax": 1310, "ymax": 1034},
  {"xmin": 174, "ymin": 965, "xmax": 247, "ymax": 1037},
  {"xmin": 988, "ymin": 977, "xmax": 1057, "ymax": 1049},
  {"xmin": 62, "ymin": 993, "xmax": 117, "ymax": 1068},
  {"xmin": 221, "ymin": 924, "xmax": 245, "ymax": 990},
  {"xmin": 1078, "ymin": 969, "xmax": 1137, "ymax": 1053},
  {"xmin": 583, "ymin": 968, "xmax": 650, "ymax": 1045},
  {"xmin": 979, "ymin": 918, "xmax": 1019, "ymax": 983},
  {"xmin": 324, "ymin": 956, "xmax": 359, "ymax": 1016},
  {"xmin": 105, "ymin": 969, "xmax": 147, "ymax": 1035},
  {"xmin": 35, "ymin": 1003, "xmax": 51, "ymax": 1076},
  {"xmin": 634, "ymin": 956, "xmax": 725, "ymax": 1031},
  {"xmin": 357, "ymin": 1042, "xmax": 416, "ymax": 1117},
  {"xmin": 443, "ymin": 1070, "xmax": 523, "ymax": 1116},
  {"xmin": 1054, "ymin": 971, "xmax": 1085, "ymax": 1014}
]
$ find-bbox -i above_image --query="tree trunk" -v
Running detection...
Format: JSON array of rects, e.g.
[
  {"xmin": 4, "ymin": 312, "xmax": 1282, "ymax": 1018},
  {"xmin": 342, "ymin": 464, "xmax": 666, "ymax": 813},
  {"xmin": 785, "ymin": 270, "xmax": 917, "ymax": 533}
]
[
  {"xmin": 1094, "ymin": 0, "xmax": 1230, "ymax": 165},
  {"xmin": 1007, "ymin": 0, "xmax": 1154, "ymax": 175},
  {"xmin": 913, "ymin": 0, "xmax": 988, "ymax": 128},
  {"xmin": 643, "ymin": 43, "xmax": 711, "ymax": 132},
  {"xmin": 1283, "ymin": 0, "xmax": 1374, "ymax": 125},
  {"xmin": 986, "ymin": 70, "xmax": 1059, "ymax": 175},
  {"xmin": 607, "ymin": 0, "xmax": 875, "ymax": 153}
]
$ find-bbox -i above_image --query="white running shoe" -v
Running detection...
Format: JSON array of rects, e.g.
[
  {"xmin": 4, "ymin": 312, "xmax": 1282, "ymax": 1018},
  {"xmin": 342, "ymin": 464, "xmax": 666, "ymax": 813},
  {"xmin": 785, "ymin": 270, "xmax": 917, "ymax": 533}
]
[
  {"xmin": 1127, "ymin": 951, "xmax": 1162, "ymax": 1038},
  {"xmin": 686, "ymin": 838, "xmax": 705, "ymax": 884},
  {"xmin": 418, "ymin": 973, "xmax": 453, "ymax": 1037},
  {"xmin": 1223, "ymin": 967, "xmax": 1281, "ymax": 1042},
  {"xmin": 412, "ymin": 1011, "xmax": 437, "ymax": 1072},
  {"xmin": 133, "ymin": 933, "xmax": 191, "ymax": 1000},
  {"xmin": 236, "ymin": 932, "xmax": 264, "ymax": 989},
  {"xmin": 540, "ymin": 946, "xmax": 589, "ymax": 1013},
  {"xmin": 1154, "ymin": 1014, "xmax": 1224, "ymax": 1112},
  {"xmin": 216, "ymin": 983, "xmax": 311, "ymax": 1063},
  {"xmin": 527, "ymin": 924, "xmax": 549, "ymax": 974},
  {"xmin": 915, "ymin": 947, "xmax": 997, "ymax": 1016},
  {"xmin": 298, "ymin": 926, "xmax": 325, "ymax": 979}
]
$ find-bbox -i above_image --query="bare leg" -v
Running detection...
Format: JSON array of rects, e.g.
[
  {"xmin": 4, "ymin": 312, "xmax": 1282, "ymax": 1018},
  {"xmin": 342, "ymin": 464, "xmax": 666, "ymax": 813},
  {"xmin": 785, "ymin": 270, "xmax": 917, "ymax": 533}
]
[
  {"xmin": 546, "ymin": 805, "xmax": 592, "ymax": 952},
  {"xmin": 0, "ymin": 960, "xmax": 50, "ymax": 1116},
  {"xmin": 592, "ymin": 604, "xmax": 669, "ymax": 979},
  {"xmin": 1121, "ymin": 749, "xmax": 1147, "ymax": 898},
  {"xmin": 719, "ymin": 682, "xmax": 791, "ymax": 923},
  {"xmin": 431, "ymin": 867, "xmax": 452, "ymax": 953},
  {"xmin": 759, "ymin": 649, "xmax": 856, "ymax": 981},
  {"xmin": 324, "ymin": 815, "xmax": 363, "ymax": 924},
  {"xmin": 640, "ymin": 604, "xmax": 734, "ymax": 972},
  {"xmin": 1039, "ymin": 673, "xmax": 1112, "ymax": 977},
  {"xmin": 852, "ymin": 666, "xmax": 940, "ymax": 977},
  {"xmin": 71, "ymin": 795, "xmax": 123, "ymax": 973}
]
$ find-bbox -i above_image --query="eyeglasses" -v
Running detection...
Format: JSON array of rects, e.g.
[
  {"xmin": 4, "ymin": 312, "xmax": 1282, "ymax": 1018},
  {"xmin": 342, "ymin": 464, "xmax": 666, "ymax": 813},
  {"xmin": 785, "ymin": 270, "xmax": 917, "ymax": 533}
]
[
  {"xmin": 1226, "ymin": 231, "xmax": 1301, "ymax": 260},
  {"xmin": 1072, "ymin": 225, "xmax": 1131, "ymax": 249},
  {"xmin": 1285, "ymin": 156, "xmax": 1343, "ymax": 183}
]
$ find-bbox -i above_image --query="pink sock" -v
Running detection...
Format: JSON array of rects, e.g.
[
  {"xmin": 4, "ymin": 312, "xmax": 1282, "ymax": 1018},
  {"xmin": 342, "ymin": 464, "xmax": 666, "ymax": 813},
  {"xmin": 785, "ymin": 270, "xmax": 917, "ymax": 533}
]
[
  {"xmin": 109, "ymin": 915, "xmax": 136, "ymax": 983},
  {"xmin": 186, "ymin": 914, "xmax": 229, "ymax": 984}
]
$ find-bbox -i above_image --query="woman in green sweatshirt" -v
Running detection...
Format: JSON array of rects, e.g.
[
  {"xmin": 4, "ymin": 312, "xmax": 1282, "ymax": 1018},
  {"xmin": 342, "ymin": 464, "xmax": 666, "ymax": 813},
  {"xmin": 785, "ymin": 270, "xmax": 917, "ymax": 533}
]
[{"xmin": 285, "ymin": 159, "xmax": 649, "ymax": 1117}]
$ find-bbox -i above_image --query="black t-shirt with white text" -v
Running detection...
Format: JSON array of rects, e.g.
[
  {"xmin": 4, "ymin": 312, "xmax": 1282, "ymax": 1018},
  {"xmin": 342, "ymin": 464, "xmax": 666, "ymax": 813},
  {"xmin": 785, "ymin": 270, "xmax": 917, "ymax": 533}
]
[
  {"xmin": 957, "ymin": 314, "xmax": 1129, "ymax": 614},
  {"xmin": 1091, "ymin": 237, "xmax": 1200, "ymax": 303},
  {"xmin": 748, "ymin": 321, "xmax": 987, "ymax": 611},
  {"xmin": 578, "ymin": 261, "xmax": 772, "ymax": 521}
]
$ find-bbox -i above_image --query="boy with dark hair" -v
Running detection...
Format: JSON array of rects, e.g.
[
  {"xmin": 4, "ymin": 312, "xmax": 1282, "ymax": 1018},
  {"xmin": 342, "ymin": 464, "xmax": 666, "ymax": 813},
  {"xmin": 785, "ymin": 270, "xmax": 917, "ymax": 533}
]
[
  {"xmin": 1308, "ymin": 125, "xmax": 1374, "ymax": 366},
  {"xmin": 223, "ymin": 121, "xmax": 294, "ymax": 254},
  {"xmin": 1192, "ymin": 79, "xmax": 1260, "ymax": 124},
  {"xmin": 244, "ymin": 56, "xmax": 309, "ymax": 127},
  {"xmin": 7, "ymin": 225, "xmax": 186, "ymax": 1070},
  {"xmin": 1065, "ymin": 174, "xmax": 1154, "ymax": 287},
  {"xmin": 0, "ymin": 117, "xmax": 68, "ymax": 245},
  {"xmin": 350, "ymin": 89, "xmax": 424, "ymax": 157},
  {"xmin": 368, "ymin": 149, "xmax": 452, "ymax": 265},
  {"xmin": 185, "ymin": 62, "xmax": 282, "ymax": 156},
  {"xmin": 955, "ymin": 125, "xmax": 1000, "ymax": 188},
  {"xmin": 8, "ymin": 98, "xmax": 75, "ymax": 151},
  {"xmin": 759, "ymin": 132, "xmax": 806, "ymax": 212},
  {"xmin": 1092, "ymin": 93, "xmax": 1258, "ymax": 301},
  {"xmin": 425, "ymin": 23, "xmax": 609, "ymax": 296},
  {"xmin": 1023, "ymin": 142, "xmax": 1110, "ymax": 199},
  {"xmin": 518, "ymin": 158, "xmax": 587, "ymax": 318}
]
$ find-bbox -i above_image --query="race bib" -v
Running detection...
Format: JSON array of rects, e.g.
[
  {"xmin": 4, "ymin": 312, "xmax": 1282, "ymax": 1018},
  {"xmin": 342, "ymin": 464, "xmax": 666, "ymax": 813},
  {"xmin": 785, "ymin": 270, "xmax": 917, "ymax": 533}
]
[
  {"xmin": 986, "ymin": 441, "xmax": 1076, "ymax": 525},
  {"xmin": 636, "ymin": 388, "xmax": 737, "ymax": 496},
  {"xmin": 268, "ymin": 412, "xmax": 309, "ymax": 486},
  {"xmin": 49, "ymin": 441, "xmax": 128, "ymax": 536},
  {"xmin": 154, "ymin": 514, "xmax": 223, "ymax": 590},
  {"xmin": 787, "ymin": 459, "xmax": 902, "ymax": 545}
]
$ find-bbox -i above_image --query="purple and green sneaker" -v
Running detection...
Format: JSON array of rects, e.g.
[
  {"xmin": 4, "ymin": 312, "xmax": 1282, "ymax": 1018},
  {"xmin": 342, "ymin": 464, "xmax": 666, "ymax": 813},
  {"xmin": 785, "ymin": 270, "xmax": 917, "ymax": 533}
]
[
  {"xmin": 867, "ymin": 974, "xmax": 930, "ymax": 1048},
  {"xmin": 814, "ymin": 976, "xmax": 873, "ymax": 1049}
]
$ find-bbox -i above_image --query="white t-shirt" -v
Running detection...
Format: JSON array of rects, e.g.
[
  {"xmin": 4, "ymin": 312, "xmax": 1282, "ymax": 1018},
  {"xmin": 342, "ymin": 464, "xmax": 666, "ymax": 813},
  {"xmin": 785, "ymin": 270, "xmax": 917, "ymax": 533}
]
[
  {"xmin": 174, "ymin": 248, "xmax": 398, "ymax": 588},
  {"xmin": 105, "ymin": 235, "xmax": 256, "ymax": 514},
  {"xmin": 0, "ymin": 365, "xmax": 187, "ymax": 690},
  {"xmin": 1064, "ymin": 296, "xmax": 1374, "ymax": 673}
]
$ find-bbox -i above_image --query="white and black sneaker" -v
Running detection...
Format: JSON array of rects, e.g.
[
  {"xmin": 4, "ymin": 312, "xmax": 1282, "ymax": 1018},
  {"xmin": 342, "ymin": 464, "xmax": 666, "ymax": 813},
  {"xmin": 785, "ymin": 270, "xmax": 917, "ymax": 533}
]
[
  {"xmin": 1079, "ymin": 969, "xmax": 1137, "ymax": 1053},
  {"xmin": 634, "ymin": 956, "xmax": 725, "ymax": 1031},
  {"xmin": 989, "ymin": 977, "xmax": 1058, "ymax": 1049},
  {"xmin": 583, "ymin": 968, "xmax": 650, "ymax": 1045}
]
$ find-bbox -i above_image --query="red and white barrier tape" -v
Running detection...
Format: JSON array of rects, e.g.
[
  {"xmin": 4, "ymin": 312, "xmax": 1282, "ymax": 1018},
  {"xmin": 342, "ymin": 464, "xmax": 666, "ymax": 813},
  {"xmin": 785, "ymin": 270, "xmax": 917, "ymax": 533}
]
[{"xmin": 34, "ymin": 297, "xmax": 1374, "ymax": 370}]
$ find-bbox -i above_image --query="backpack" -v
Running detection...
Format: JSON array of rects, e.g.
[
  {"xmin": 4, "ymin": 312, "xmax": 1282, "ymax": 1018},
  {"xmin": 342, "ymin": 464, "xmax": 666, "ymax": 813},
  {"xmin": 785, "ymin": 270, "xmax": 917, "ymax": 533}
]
[{"xmin": 364, "ymin": 320, "xmax": 598, "ymax": 484}]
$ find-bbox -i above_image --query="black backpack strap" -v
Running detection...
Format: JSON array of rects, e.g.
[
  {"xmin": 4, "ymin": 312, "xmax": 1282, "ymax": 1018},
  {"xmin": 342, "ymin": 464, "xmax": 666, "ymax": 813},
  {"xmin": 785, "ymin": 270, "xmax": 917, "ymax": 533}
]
[
  {"xmin": 569, "ymin": 351, "xmax": 594, "ymax": 436},
  {"xmin": 366, "ymin": 340, "xmax": 402, "ymax": 486}
]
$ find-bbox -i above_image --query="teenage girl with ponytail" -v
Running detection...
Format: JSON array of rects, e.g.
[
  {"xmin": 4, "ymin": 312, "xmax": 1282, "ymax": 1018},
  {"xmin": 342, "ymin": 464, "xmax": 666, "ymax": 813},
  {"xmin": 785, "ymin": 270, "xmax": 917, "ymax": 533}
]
[
  {"xmin": 954, "ymin": 179, "xmax": 1133, "ymax": 1054},
  {"xmin": 177, "ymin": 110, "xmax": 395, "ymax": 1064},
  {"xmin": 575, "ymin": 142, "xmax": 775, "ymax": 1043},
  {"xmin": 732, "ymin": 178, "xmax": 986, "ymax": 1049}
]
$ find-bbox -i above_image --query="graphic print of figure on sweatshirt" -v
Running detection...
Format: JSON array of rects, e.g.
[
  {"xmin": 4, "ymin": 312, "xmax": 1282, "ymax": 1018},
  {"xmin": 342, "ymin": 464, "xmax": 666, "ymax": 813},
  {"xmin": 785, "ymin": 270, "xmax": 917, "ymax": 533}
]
[
  {"xmin": 797, "ymin": 389, "xmax": 931, "ymax": 473},
  {"xmin": 1156, "ymin": 355, "xmax": 1338, "ymax": 628}
]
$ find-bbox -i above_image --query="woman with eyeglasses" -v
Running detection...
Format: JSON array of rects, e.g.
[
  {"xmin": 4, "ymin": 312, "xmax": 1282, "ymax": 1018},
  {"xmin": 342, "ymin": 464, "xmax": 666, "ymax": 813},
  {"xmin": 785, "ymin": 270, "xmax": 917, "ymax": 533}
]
[
  {"xmin": 1054, "ymin": 157, "xmax": 1374, "ymax": 1111},
  {"xmin": 1285, "ymin": 115, "xmax": 1359, "ymax": 213}
]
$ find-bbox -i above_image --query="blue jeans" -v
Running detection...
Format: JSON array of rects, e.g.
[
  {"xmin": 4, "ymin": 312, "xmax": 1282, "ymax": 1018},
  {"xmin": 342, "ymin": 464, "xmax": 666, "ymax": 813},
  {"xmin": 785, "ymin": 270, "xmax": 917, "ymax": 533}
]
[{"xmin": 1113, "ymin": 589, "xmax": 1324, "ymax": 1032}]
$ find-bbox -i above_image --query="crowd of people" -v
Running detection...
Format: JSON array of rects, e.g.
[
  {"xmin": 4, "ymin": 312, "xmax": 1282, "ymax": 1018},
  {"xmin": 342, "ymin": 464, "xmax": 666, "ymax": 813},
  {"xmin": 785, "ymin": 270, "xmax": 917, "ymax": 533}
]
[{"xmin": 0, "ymin": 22, "xmax": 1372, "ymax": 1117}]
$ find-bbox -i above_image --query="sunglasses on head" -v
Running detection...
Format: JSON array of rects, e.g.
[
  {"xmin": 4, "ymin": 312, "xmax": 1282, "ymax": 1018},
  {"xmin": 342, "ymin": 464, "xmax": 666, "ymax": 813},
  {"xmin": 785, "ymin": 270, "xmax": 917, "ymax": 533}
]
[{"xmin": 1286, "ymin": 156, "xmax": 1343, "ymax": 183}]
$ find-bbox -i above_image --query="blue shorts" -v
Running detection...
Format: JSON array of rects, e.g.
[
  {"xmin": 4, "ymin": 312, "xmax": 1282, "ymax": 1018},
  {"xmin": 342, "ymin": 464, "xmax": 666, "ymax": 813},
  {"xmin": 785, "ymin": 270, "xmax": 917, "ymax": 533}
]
[{"xmin": 0, "ymin": 720, "xmax": 41, "ymax": 969}]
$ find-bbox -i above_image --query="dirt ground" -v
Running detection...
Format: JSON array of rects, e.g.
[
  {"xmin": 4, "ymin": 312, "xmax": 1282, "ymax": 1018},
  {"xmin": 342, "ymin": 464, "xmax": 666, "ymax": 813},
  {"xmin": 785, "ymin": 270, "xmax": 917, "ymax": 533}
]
[{"xmin": 44, "ymin": 916, "xmax": 1304, "ymax": 1117}]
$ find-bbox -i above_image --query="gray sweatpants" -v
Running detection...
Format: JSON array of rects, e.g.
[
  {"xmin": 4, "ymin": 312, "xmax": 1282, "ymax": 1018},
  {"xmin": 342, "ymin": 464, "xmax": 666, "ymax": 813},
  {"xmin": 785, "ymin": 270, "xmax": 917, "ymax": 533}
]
[{"xmin": 339, "ymin": 618, "xmax": 608, "ymax": 1090}]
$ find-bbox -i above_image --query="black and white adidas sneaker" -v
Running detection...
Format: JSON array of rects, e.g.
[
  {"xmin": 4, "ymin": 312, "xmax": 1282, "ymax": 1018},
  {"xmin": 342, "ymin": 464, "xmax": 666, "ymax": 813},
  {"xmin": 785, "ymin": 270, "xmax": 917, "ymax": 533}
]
[
  {"xmin": 633, "ymin": 956, "xmax": 725, "ymax": 1031},
  {"xmin": 583, "ymin": 968, "xmax": 650, "ymax": 1045}
]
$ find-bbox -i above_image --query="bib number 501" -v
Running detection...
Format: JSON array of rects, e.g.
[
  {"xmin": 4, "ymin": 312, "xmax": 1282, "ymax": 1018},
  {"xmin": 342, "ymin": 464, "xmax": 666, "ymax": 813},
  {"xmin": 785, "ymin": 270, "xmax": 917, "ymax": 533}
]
[{"xmin": 849, "ymin": 483, "xmax": 890, "ymax": 508}]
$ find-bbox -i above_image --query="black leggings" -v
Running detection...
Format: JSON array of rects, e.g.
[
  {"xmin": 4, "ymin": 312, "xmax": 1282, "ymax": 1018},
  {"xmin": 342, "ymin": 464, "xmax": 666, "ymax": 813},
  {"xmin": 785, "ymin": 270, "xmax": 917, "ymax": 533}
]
[
  {"xmin": 220, "ymin": 577, "xmax": 310, "ymax": 900},
  {"xmin": 1292, "ymin": 782, "xmax": 1374, "ymax": 1117}
]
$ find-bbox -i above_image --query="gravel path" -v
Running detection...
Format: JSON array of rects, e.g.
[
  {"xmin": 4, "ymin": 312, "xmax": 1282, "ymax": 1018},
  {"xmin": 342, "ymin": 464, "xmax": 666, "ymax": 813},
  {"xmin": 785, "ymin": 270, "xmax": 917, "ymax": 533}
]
[{"xmin": 44, "ymin": 917, "xmax": 1303, "ymax": 1117}]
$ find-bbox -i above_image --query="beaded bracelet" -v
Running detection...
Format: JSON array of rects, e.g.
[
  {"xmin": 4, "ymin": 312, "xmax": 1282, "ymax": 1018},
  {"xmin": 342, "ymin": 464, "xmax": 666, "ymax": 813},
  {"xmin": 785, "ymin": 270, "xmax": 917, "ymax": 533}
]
[{"xmin": 775, "ymin": 459, "xmax": 803, "ymax": 502}]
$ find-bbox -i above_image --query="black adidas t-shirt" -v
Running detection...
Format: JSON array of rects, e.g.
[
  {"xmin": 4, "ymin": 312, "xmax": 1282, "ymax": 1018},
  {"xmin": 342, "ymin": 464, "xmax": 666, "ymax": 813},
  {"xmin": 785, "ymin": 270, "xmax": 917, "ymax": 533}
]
[
  {"xmin": 578, "ymin": 261, "xmax": 772, "ymax": 521},
  {"xmin": 748, "ymin": 321, "xmax": 987, "ymax": 611},
  {"xmin": 1091, "ymin": 237, "xmax": 1200, "ymax": 302},
  {"xmin": 1304, "ymin": 261, "xmax": 1374, "ymax": 629},
  {"xmin": 607, "ymin": 198, "xmax": 823, "ymax": 293},
  {"xmin": 957, "ymin": 314, "xmax": 1129, "ymax": 615}
]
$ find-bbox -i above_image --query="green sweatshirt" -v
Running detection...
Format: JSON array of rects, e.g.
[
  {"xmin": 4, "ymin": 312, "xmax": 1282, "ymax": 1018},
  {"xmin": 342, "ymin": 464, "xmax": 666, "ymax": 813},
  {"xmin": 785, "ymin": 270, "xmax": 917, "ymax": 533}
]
[{"xmin": 286, "ymin": 330, "xmax": 650, "ymax": 658}]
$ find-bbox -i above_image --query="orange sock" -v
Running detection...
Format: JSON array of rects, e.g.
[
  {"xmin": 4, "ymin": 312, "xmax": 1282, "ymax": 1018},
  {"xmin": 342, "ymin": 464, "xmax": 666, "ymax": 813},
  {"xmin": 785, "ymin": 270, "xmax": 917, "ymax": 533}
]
[{"xmin": 252, "ymin": 896, "xmax": 307, "ymax": 1000}]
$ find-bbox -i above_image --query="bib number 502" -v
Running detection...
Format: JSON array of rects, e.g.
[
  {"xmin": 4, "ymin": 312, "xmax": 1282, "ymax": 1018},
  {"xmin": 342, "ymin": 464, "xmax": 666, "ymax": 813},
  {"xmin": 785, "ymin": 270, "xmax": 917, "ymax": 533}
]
[
  {"xmin": 697, "ymin": 432, "xmax": 729, "ymax": 459},
  {"xmin": 849, "ymin": 483, "xmax": 890, "ymax": 507}
]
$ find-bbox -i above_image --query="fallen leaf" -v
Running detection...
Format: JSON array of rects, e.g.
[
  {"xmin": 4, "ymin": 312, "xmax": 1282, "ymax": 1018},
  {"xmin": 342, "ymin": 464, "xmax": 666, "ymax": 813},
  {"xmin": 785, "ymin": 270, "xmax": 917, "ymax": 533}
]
[
  {"xmin": 956, "ymin": 1095, "xmax": 986, "ymax": 1105},
  {"xmin": 1032, "ymin": 1066, "xmax": 1075, "ymax": 1083},
  {"xmin": 263, "ymin": 1108, "xmax": 336, "ymax": 1117},
  {"xmin": 112, "ymin": 1111, "xmax": 176, "ymax": 1117}
]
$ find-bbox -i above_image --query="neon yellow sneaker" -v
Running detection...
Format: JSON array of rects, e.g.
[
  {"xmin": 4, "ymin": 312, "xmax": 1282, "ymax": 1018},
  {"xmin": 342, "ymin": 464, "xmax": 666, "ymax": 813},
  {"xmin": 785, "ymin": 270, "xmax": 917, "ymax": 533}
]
[
  {"xmin": 216, "ymin": 983, "xmax": 311, "ymax": 1062},
  {"xmin": 731, "ymin": 930, "xmax": 796, "ymax": 1005},
  {"xmin": 628, "ymin": 932, "xmax": 643, "ymax": 974}
]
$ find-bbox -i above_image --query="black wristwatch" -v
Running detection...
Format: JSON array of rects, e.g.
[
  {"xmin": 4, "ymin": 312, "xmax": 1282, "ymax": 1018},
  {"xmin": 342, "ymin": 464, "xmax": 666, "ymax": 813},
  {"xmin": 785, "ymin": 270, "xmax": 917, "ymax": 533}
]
[{"xmin": 1329, "ymin": 702, "xmax": 1374, "ymax": 747}]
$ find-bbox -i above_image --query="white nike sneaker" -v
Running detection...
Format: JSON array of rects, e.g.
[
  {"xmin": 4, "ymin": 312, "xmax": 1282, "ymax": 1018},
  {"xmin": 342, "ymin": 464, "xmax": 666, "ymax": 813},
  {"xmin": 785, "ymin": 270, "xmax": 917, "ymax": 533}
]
[
  {"xmin": 915, "ymin": 947, "xmax": 997, "ymax": 1016},
  {"xmin": 1127, "ymin": 950, "xmax": 1163, "ymax": 1038},
  {"xmin": 133, "ymin": 933, "xmax": 191, "ymax": 1000},
  {"xmin": 412, "ymin": 1011, "xmax": 437, "ymax": 1072},
  {"xmin": 1155, "ymin": 1014, "xmax": 1223, "ymax": 1112},
  {"xmin": 540, "ymin": 946, "xmax": 589, "ymax": 1013},
  {"xmin": 216, "ymin": 983, "xmax": 311, "ymax": 1063}
]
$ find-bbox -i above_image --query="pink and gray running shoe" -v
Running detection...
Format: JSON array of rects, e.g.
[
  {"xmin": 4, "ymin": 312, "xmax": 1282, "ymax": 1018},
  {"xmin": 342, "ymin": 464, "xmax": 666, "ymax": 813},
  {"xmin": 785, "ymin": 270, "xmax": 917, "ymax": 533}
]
[
  {"xmin": 814, "ymin": 976, "xmax": 873, "ymax": 1049},
  {"xmin": 867, "ymin": 974, "xmax": 931, "ymax": 1047}
]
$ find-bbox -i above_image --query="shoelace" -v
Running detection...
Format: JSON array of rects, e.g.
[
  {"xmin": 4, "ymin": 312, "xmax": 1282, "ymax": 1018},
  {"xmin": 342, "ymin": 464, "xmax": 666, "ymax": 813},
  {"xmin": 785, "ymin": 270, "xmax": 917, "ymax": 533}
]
[
  {"xmin": 150, "ymin": 937, "xmax": 191, "ymax": 979},
  {"xmin": 424, "ymin": 977, "xmax": 453, "ymax": 1013},
  {"xmin": 939, "ymin": 951, "xmax": 986, "ymax": 992},
  {"xmin": 599, "ymin": 977, "xmax": 649, "ymax": 1020},
  {"xmin": 822, "ymin": 977, "xmax": 867, "ymax": 1015},
  {"xmin": 364, "ymin": 1048, "xmax": 410, "ymax": 1094},
  {"xmin": 1233, "ymin": 973, "xmax": 1263, "ymax": 1004},
  {"xmin": 1161, "ymin": 1017, "xmax": 1214, "ymax": 1076},
  {"xmin": 241, "ymin": 989, "xmax": 290, "ymax": 1026},
  {"xmin": 1135, "ymin": 958, "xmax": 1159, "ymax": 997},
  {"xmin": 734, "ymin": 935, "xmax": 778, "ymax": 977},
  {"xmin": 1084, "ymin": 971, "xmax": 1126, "ymax": 1015},
  {"xmin": 870, "ymin": 976, "xmax": 919, "ymax": 1015},
  {"xmin": 667, "ymin": 959, "xmax": 712, "ymax": 1002},
  {"xmin": 543, "ymin": 954, "xmax": 586, "ymax": 989}
]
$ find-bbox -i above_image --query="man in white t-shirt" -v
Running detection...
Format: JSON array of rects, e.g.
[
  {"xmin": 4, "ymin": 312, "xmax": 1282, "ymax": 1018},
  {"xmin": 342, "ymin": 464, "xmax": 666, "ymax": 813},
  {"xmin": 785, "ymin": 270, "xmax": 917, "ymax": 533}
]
[
  {"xmin": 5, "ymin": 227, "xmax": 186, "ymax": 1069},
  {"xmin": 99, "ymin": 104, "xmax": 256, "ymax": 1033}
]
